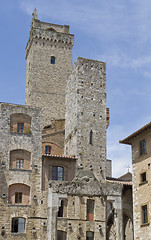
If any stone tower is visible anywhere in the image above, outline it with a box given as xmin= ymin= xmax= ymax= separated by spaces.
xmin=65 ymin=57 xmax=107 ymax=180
xmin=25 ymin=9 xmax=74 ymax=127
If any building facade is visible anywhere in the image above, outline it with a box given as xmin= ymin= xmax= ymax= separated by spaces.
xmin=120 ymin=122 xmax=151 ymax=240
xmin=0 ymin=9 xmax=133 ymax=240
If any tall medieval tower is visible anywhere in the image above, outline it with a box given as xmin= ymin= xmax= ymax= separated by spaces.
xmin=25 ymin=9 xmax=74 ymax=127
xmin=65 ymin=58 xmax=107 ymax=181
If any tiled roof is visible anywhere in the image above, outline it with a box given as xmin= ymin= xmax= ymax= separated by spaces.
xmin=42 ymin=154 xmax=76 ymax=159
xmin=106 ymin=176 xmax=132 ymax=185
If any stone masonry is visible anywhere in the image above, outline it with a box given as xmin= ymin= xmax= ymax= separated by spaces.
xmin=0 ymin=9 xmax=133 ymax=240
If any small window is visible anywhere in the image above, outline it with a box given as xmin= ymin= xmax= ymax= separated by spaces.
xmin=87 ymin=199 xmax=95 ymax=221
xmin=58 ymin=200 xmax=64 ymax=217
xmin=52 ymin=166 xmax=64 ymax=181
xmin=89 ymin=130 xmax=93 ymax=145
xmin=17 ymin=123 xmax=24 ymax=133
xmin=57 ymin=231 xmax=67 ymax=240
xmin=140 ymin=172 xmax=146 ymax=183
xmin=51 ymin=56 xmax=55 ymax=64
xmin=11 ymin=217 xmax=25 ymax=233
xmin=15 ymin=192 xmax=22 ymax=203
xmin=45 ymin=146 xmax=51 ymax=155
xmin=142 ymin=205 xmax=148 ymax=224
xmin=16 ymin=159 xmax=24 ymax=169
xmin=140 ymin=140 xmax=146 ymax=156
xmin=86 ymin=231 xmax=94 ymax=240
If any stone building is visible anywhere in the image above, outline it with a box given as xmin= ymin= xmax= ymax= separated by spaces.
xmin=120 ymin=122 xmax=151 ymax=240
xmin=0 ymin=9 xmax=133 ymax=240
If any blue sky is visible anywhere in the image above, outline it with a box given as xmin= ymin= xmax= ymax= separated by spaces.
xmin=1 ymin=0 xmax=151 ymax=177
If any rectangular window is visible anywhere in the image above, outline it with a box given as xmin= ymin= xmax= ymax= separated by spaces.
xmin=87 ymin=199 xmax=95 ymax=221
xmin=140 ymin=140 xmax=146 ymax=156
xmin=16 ymin=159 xmax=24 ymax=169
xmin=140 ymin=172 xmax=146 ymax=183
xmin=17 ymin=123 xmax=24 ymax=133
xmin=52 ymin=166 xmax=64 ymax=181
xmin=86 ymin=231 xmax=94 ymax=240
xmin=51 ymin=56 xmax=55 ymax=64
xmin=15 ymin=192 xmax=22 ymax=203
xmin=11 ymin=217 xmax=25 ymax=233
xmin=142 ymin=205 xmax=148 ymax=224
xmin=45 ymin=145 xmax=51 ymax=155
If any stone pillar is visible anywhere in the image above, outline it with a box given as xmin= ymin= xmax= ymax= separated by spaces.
xmin=107 ymin=196 xmax=124 ymax=240
xmin=47 ymin=189 xmax=67 ymax=240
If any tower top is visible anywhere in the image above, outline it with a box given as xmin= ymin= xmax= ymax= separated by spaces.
xmin=32 ymin=8 xmax=38 ymax=20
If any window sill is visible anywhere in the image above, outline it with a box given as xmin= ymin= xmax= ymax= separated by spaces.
xmin=11 ymin=233 xmax=26 ymax=236
xmin=8 ymin=204 xmax=31 ymax=207
xmin=10 ymin=132 xmax=32 ymax=136
xmin=9 ymin=169 xmax=31 ymax=172
xmin=140 ymin=222 xmax=150 ymax=227
xmin=139 ymin=180 xmax=148 ymax=186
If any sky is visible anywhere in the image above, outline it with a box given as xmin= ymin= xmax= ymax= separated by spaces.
xmin=1 ymin=0 xmax=151 ymax=177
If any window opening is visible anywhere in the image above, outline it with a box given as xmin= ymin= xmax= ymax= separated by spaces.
xmin=142 ymin=205 xmax=148 ymax=224
xmin=16 ymin=159 xmax=24 ymax=169
xmin=52 ymin=166 xmax=64 ymax=181
xmin=87 ymin=199 xmax=94 ymax=221
xmin=140 ymin=139 xmax=146 ymax=156
xmin=86 ymin=231 xmax=94 ymax=240
xmin=45 ymin=145 xmax=51 ymax=155
xmin=140 ymin=172 xmax=146 ymax=183
xmin=51 ymin=56 xmax=55 ymax=64
xmin=15 ymin=192 xmax=22 ymax=203
xmin=17 ymin=123 xmax=24 ymax=133
xmin=89 ymin=130 xmax=93 ymax=145
xmin=11 ymin=218 xmax=25 ymax=233
xmin=58 ymin=200 xmax=64 ymax=217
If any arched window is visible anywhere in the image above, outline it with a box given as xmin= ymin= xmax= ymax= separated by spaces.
xmin=10 ymin=113 xmax=31 ymax=134
xmin=11 ymin=217 xmax=26 ymax=233
xmin=10 ymin=149 xmax=31 ymax=170
xmin=52 ymin=166 xmax=64 ymax=181
xmin=89 ymin=130 xmax=93 ymax=145
xmin=9 ymin=184 xmax=30 ymax=205
xmin=51 ymin=56 xmax=55 ymax=64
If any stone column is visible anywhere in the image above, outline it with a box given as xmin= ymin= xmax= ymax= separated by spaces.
xmin=107 ymin=195 xmax=124 ymax=240
xmin=47 ymin=189 xmax=67 ymax=240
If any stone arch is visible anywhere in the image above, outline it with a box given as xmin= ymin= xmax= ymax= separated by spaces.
xmin=9 ymin=183 xmax=30 ymax=205
xmin=10 ymin=113 xmax=31 ymax=134
xmin=10 ymin=149 xmax=31 ymax=170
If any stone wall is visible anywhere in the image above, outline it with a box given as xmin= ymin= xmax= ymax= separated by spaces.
xmin=25 ymin=17 xmax=74 ymax=128
xmin=65 ymin=57 xmax=107 ymax=181
xmin=0 ymin=103 xmax=46 ymax=239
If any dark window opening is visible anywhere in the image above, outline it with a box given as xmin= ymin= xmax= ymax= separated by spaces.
xmin=142 ymin=205 xmax=148 ymax=224
xmin=11 ymin=218 xmax=25 ymax=233
xmin=58 ymin=200 xmax=64 ymax=217
xmin=90 ymin=130 xmax=93 ymax=145
xmin=86 ymin=231 xmax=94 ymax=240
xmin=51 ymin=56 xmax=55 ymax=64
xmin=87 ymin=199 xmax=94 ymax=221
xmin=45 ymin=145 xmax=51 ymax=155
xmin=17 ymin=123 xmax=24 ymax=133
xmin=140 ymin=140 xmax=146 ymax=156
xmin=57 ymin=230 xmax=67 ymax=240
xmin=15 ymin=192 xmax=22 ymax=203
xmin=52 ymin=166 xmax=64 ymax=181
xmin=141 ymin=172 xmax=146 ymax=183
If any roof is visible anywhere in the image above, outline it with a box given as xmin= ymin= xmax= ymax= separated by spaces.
xmin=120 ymin=121 xmax=151 ymax=145
xmin=118 ymin=172 xmax=132 ymax=181
xmin=42 ymin=154 xmax=76 ymax=159
xmin=106 ymin=176 xmax=132 ymax=185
